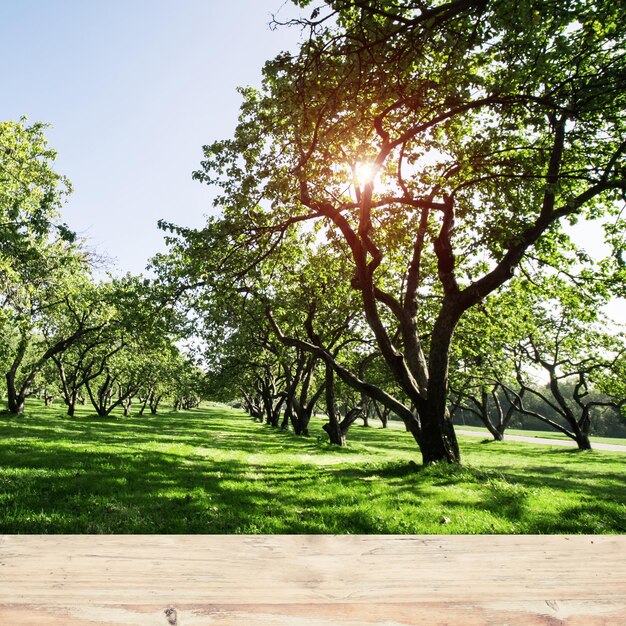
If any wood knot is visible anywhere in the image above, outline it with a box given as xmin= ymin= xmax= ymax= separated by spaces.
xmin=164 ymin=606 xmax=178 ymax=625
xmin=545 ymin=600 xmax=559 ymax=612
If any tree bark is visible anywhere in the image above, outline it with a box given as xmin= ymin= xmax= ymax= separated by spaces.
xmin=419 ymin=301 xmax=461 ymax=464
xmin=323 ymin=363 xmax=346 ymax=446
xmin=6 ymin=335 xmax=28 ymax=415
xmin=149 ymin=394 xmax=163 ymax=415
xmin=338 ymin=405 xmax=364 ymax=436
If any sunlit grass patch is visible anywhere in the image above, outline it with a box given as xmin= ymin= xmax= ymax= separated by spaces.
xmin=0 ymin=401 xmax=624 ymax=533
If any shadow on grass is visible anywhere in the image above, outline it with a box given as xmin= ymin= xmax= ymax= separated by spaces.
xmin=1 ymin=404 xmax=625 ymax=533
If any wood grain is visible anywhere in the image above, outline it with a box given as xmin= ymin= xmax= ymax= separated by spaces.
xmin=1 ymin=535 xmax=624 ymax=625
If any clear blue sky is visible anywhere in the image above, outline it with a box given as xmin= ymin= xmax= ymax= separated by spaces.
xmin=1 ymin=0 xmax=304 ymax=275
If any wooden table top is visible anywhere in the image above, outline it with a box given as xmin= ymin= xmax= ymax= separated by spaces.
xmin=1 ymin=534 xmax=624 ymax=625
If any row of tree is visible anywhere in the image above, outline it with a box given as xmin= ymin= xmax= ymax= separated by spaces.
xmin=0 ymin=119 xmax=206 ymax=418
xmin=4 ymin=1 xmax=625 ymax=467
xmin=153 ymin=0 xmax=626 ymax=463
xmin=156 ymin=219 xmax=625 ymax=450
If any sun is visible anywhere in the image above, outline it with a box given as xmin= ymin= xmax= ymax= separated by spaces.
xmin=355 ymin=161 xmax=377 ymax=188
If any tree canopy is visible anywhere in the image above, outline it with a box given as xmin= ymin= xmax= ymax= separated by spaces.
xmin=179 ymin=0 xmax=626 ymax=464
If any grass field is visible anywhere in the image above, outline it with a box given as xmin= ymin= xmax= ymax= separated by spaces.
xmin=453 ymin=423 xmax=626 ymax=446
xmin=1 ymin=402 xmax=624 ymax=534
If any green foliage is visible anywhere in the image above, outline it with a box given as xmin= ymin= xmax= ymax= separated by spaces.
xmin=0 ymin=118 xmax=74 ymax=275
xmin=175 ymin=0 xmax=626 ymax=463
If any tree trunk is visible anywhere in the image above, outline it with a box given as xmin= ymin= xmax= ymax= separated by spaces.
xmin=6 ymin=336 xmax=28 ymax=415
xmin=420 ymin=303 xmax=461 ymax=464
xmin=281 ymin=402 xmax=291 ymax=430
xmin=149 ymin=394 xmax=162 ymax=415
xmin=323 ymin=364 xmax=346 ymax=446
xmin=572 ymin=410 xmax=592 ymax=450
xmin=299 ymin=409 xmax=312 ymax=436
xmin=6 ymin=373 xmax=25 ymax=415
xmin=416 ymin=388 xmax=460 ymax=464
xmin=138 ymin=393 xmax=149 ymax=416
xmin=338 ymin=406 xmax=364 ymax=437
xmin=478 ymin=389 xmax=504 ymax=441
xmin=574 ymin=407 xmax=593 ymax=450
xmin=490 ymin=425 xmax=505 ymax=441
xmin=270 ymin=395 xmax=285 ymax=428
xmin=575 ymin=431 xmax=592 ymax=450
xmin=291 ymin=403 xmax=312 ymax=436
xmin=361 ymin=397 xmax=369 ymax=427
xmin=373 ymin=401 xmax=389 ymax=428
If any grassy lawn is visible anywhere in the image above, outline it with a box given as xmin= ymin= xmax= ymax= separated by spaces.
xmin=0 ymin=401 xmax=624 ymax=534
xmin=453 ymin=423 xmax=626 ymax=446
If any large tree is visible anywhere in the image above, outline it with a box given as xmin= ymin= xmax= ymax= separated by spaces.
xmin=189 ymin=0 xmax=625 ymax=463
xmin=2 ymin=240 xmax=96 ymax=414
xmin=0 ymin=118 xmax=83 ymax=413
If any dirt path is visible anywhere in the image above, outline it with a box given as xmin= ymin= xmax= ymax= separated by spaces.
xmin=455 ymin=429 xmax=626 ymax=452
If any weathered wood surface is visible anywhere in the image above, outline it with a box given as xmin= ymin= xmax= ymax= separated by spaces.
xmin=1 ymin=535 xmax=625 ymax=625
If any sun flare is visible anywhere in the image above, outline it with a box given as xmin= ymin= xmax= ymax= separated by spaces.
xmin=355 ymin=162 xmax=377 ymax=188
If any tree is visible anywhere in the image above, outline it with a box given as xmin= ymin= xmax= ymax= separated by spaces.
xmin=504 ymin=283 xmax=625 ymax=450
xmin=448 ymin=277 xmax=535 ymax=440
xmin=77 ymin=275 xmax=182 ymax=417
xmin=51 ymin=284 xmax=123 ymax=417
xmin=136 ymin=345 xmax=187 ymax=415
xmin=2 ymin=240 xmax=96 ymax=414
xmin=188 ymin=0 xmax=626 ymax=463
xmin=0 ymin=118 xmax=83 ymax=414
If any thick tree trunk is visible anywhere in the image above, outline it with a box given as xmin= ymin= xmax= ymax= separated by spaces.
xmin=419 ymin=302 xmax=461 ymax=464
xmin=299 ymin=410 xmax=312 ymax=436
xmin=418 ymin=410 xmax=459 ymax=464
xmin=485 ymin=424 xmax=504 ymax=441
xmin=572 ymin=414 xmax=592 ymax=450
xmin=6 ymin=376 xmax=25 ymax=415
xmin=292 ymin=404 xmax=313 ymax=436
xmin=323 ymin=417 xmax=345 ymax=446
xmin=573 ymin=408 xmax=593 ymax=450
xmin=575 ymin=431 xmax=592 ymax=450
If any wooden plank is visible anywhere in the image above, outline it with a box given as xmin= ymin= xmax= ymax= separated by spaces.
xmin=1 ymin=535 xmax=625 ymax=625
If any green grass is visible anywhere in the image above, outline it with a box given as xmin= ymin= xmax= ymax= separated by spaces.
xmin=454 ymin=423 xmax=626 ymax=446
xmin=0 ymin=401 xmax=624 ymax=534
